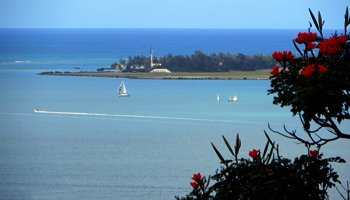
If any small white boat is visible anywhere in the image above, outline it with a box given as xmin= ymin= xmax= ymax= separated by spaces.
xmin=228 ymin=95 xmax=238 ymax=102
xmin=118 ymin=81 xmax=130 ymax=97
xmin=34 ymin=109 xmax=40 ymax=112
xmin=217 ymin=94 xmax=220 ymax=102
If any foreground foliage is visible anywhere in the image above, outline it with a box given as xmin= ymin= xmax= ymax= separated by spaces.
xmin=176 ymin=134 xmax=346 ymax=200
xmin=268 ymin=8 xmax=350 ymax=146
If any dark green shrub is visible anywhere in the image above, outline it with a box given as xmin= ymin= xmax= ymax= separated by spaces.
xmin=176 ymin=134 xmax=346 ymax=200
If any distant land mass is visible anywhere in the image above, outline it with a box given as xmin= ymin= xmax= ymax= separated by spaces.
xmin=39 ymin=70 xmax=272 ymax=80
xmin=39 ymin=51 xmax=275 ymax=80
xmin=113 ymin=51 xmax=275 ymax=73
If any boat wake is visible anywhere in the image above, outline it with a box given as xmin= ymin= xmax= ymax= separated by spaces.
xmin=33 ymin=109 xmax=264 ymax=125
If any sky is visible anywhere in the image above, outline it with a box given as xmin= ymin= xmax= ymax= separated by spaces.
xmin=0 ymin=0 xmax=348 ymax=29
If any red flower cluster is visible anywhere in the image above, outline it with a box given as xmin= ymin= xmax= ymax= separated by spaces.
xmin=318 ymin=64 xmax=328 ymax=74
xmin=295 ymin=32 xmax=318 ymax=44
xmin=306 ymin=42 xmax=317 ymax=51
xmin=300 ymin=64 xmax=328 ymax=78
xmin=249 ymin=149 xmax=260 ymax=160
xmin=295 ymin=32 xmax=318 ymax=51
xmin=309 ymin=150 xmax=319 ymax=159
xmin=272 ymin=51 xmax=295 ymax=64
xmin=190 ymin=173 xmax=202 ymax=189
xmin=270 ymin=65 xmax=280 ymax=76
xmin=338 ymin=35 xmax=348 ymax=45
xmin=319 ymin=36 xmax=348 ymax=56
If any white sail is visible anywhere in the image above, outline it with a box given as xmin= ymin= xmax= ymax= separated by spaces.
xmin=228 ymin=95 xmax=238 ymax=102
xmin=232 ymin=95 xmax=238 ymax=102
xmin=118 ymin=81 xmax=129 ymax=97
xmin=217 ymin=95 xmax=220 ymax=102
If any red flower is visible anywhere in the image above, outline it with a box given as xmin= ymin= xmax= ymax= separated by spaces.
xmin=272 ymin=51 xmax=295 ymax=63
xmin=294 ymin=32 xmax=321 ymax=51
xmin=190 ymin=173 xmax=202 ymax=189
xmin=300 ymin=64 xmax=328 ymax=78
xmin=300 ymin=64 xmax=315 ymax=78
xmin=295 ymin=32 xmax=318 ymax=44
xmin=190 ymin=182 xmax=199 ymax=189
xmin=337 ymin=35 xmax=348 ymax=45
xmin=309 ymin=150 xmax=319 ymax=159
xmin=249 ymin=149 xmax=260 ymax=160
xmin=270 ymin=65 xmax=280 ymax=76
xmin=272 ymin=52 xmax=284 ymax=62
xmin=318 ymin=64 xmax=328 ymax=75
xmin=284 ymin=51 xmax=295 ymax=61
xmin=319 ymin=37 xmax=342 ymax=56
xmin=191 ymin=173 xmax=202 ymax=183
xmin=306 ymin=42 xmax=316 ymax=51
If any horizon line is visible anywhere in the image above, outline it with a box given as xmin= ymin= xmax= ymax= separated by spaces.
xmin=0 ymin=27 xmax=343 ymax=31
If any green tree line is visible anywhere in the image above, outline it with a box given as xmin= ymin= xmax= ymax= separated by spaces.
xmin=123 ymin=51 xmax=275 ymax=72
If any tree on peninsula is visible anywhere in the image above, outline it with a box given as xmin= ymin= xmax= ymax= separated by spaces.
xmin=119 ymin=51 xmax=275 ymax=72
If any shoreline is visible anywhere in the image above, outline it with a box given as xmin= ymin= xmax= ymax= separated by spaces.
xmin=38 ymin=70 xmax=271 ymax=80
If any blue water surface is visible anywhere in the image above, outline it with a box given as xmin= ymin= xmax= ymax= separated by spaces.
xmin=0 ymin=29 xmax=349 ymax=200
xmin=0 ymin=28 xmax=301 ymax=68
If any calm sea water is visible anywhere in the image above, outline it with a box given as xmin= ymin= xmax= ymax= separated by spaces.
xmin=0 ymin=29 xmax=349 ymax=200
xmin=0 ymin=28 xmax=305 ymax=70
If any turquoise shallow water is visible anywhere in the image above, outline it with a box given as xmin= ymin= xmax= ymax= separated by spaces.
xmin=0 ymin=70 xmax=349 ymax=200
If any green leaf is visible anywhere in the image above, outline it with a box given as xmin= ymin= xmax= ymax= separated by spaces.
xmin=264 ymin=132 xmax=274 ymax=147
xmin=234 ymin=134 xmax=241 ymax=157
xmin=262 ymin=140 xmax=270 ymax=160
xmin=266 ymin=142 xmax=275 ymax=163
xmin=293 ymin=40 xmax=303 ymax=57
xmin=308 ymin=21 xmax=312 ymax=32
xmin=309 ymin=8 xmax=319 ymax=31
xmin=211 ymin=143 xmax=225 ymax=164
xmin=345 ymin=7 xmax=350 ymax=31
xmin=222 ymin=135 xmax=235 ymax=157
xmin=318 ymin=11 xmax=323 ymax=33
xmin=205 ymin=176 xmax=211 ymax=190
xmin=345 ymin=7 xmax=349 ymax=25
xmin=276 ymin=144 xmax=281 ymax=160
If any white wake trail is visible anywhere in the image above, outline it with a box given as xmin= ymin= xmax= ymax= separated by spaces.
xmin=33 ymin=109 xmax=263 ymax=125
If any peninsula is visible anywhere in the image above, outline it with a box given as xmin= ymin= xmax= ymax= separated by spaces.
xmin=38 ymin=70 xmax=271 ymax=80
xmin=39 ymin=50 xmax=274 ymax=80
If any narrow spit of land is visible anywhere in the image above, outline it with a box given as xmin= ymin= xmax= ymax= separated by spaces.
xmin=39 ymin=70 xmax=271 ymax=80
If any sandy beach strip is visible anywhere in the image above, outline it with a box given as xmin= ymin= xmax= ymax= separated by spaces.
xmin=38 ymin=70 xmax=271 ymax=80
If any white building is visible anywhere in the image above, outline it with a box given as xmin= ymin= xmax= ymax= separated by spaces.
xmin=150 ymin=68 xmax=171 ymax=73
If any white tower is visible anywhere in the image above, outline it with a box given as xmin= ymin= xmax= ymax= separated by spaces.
xmin=150 ymin=46 xmax=153 ymax=68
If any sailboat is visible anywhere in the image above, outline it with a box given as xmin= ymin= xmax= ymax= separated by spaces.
xmin=118 ymin=81 xmax=129 ymax=97
xmin=232 ymin=95 xmax=238 ymax=102
xmin=228 ymin=95 xmax=238 ymax=102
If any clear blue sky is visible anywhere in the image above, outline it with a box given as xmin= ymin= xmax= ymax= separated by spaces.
xmin=0 ymin=0 xmax=348 ymax=29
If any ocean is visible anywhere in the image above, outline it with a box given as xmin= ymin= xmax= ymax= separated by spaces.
xmin=0 ymin=29 xmax=349 ymax=200
xmin=0 ymin=28 xmax=304 ymax=70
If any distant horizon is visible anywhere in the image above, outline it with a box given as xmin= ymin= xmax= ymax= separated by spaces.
xmin=0 ymin=27 xmax=344 ymax=31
